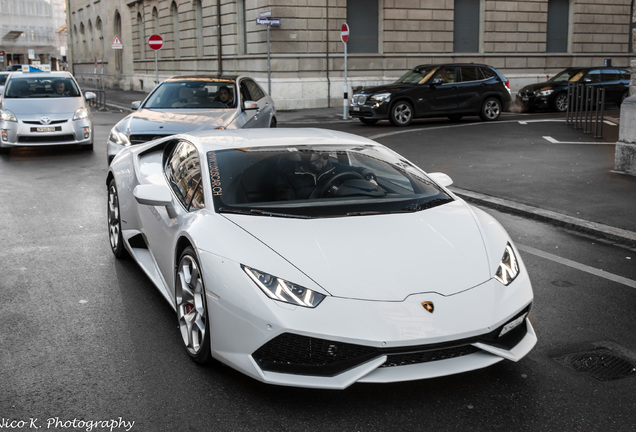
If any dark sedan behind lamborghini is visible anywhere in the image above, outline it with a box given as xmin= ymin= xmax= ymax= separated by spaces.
xmin=516 ymin=66 xmax=631 ymax=112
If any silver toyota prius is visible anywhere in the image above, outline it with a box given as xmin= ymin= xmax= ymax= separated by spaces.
xmin=0 ymin=71 xmax=95 ymax=154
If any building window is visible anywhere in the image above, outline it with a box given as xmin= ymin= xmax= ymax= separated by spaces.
xmin=453 ymin=0 xmax=480 ymax=53
xmin=546 ymin=0 xmax=569 ymax=53
xmin=171 ymin=1 xmax=180 ymax=57
xmin=195 ymin=0 xmax=203 ymax=57
xmin=114 ymin=10 xmax=123 ymax=73
xmin=237 ymin=0 xmax=246 ymax=55
xmin=346 ymin=0 xmax=378 ymax=53
xmin=138 ymin=12 xmax=145 ymax=60
xmin=152 ymin=7 xmax=159 ymax=35
xmin=96 ymin=17 xmax=103 ymax=59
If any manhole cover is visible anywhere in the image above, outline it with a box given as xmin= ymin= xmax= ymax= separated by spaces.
xmin=554 ymin=347 xmax=636 ymax=381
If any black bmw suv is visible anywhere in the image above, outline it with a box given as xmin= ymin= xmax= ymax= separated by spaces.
xmin=350 ymin=63 xmax=512 ymax=126
xmin=516 ymin=66 xmax=631 ymax=112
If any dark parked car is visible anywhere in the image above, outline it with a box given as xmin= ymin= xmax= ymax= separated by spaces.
xmin=516 ymin=66 xmax=631 ymax=112
xmin=350 ymin=63 xmax=512 ymax=126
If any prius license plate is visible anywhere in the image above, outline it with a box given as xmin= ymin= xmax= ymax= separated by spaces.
xmin=36 ymin=127 xmax=56 ymax=132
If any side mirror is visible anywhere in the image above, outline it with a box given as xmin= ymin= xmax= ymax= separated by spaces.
xmin=133 ymin=184 xmax=177 ymax=218
xmin=243 ymin=100 xmax=258 ymax=110
xmin=430 ymin=77 xmax=444 ymax=86
xmin=428 ymin=172 xmax=453 ymax=187
xmin=131 ymin=101 xmax=141 ymax=110
xmin=84 ymin=91 xmax=96 ymax=101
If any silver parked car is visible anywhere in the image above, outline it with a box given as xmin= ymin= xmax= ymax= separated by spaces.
xmin=0 ymin=71 xmax=95 ymax=154
xmin=106 ymin=75 xmax=277 ymax=164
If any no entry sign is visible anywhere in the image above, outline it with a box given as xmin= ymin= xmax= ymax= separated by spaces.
xmin=341 ymin=23 xmax=349 ymax=43
xmin=148 ymin=34 xmax=163 ymax=50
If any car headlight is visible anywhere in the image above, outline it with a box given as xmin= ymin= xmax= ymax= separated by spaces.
xmin=494 ymin=243 xmax=520 ymax=286
xmin=369 ymin=93 xmax=391 ymax=103
xmin=73 ymin=107 xmax=89 ymax=120
xmin=243 ymin=265 xmax=326 ymax=308
xmin=537 ymin=88 xmax=554 ymax=96
xmin=108 ymin=127 xmax=131 ymax=147
xmin=0 ymin=109 xmax=17 ymax=122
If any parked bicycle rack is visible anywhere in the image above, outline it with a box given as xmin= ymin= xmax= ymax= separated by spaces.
xmin=566 ymin=82 xmax=605 ymax=139
xmin=83 ymin=88 xmax=107 ymax=111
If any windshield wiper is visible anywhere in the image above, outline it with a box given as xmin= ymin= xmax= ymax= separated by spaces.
xmin=401 ymin=198 xmax=452 ymax=212
xmin=219 ymin=207 xmax=311 ymax=219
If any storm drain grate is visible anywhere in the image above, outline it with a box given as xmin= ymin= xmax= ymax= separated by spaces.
xmin=554 ymin=347 xmax=636 ymax=381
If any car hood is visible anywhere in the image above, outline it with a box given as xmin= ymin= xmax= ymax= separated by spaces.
xmin=226 ymin=201 xmax=492 ymax=301
xmin=117 ymin=108 xmax=238 ymax=134
xmin=2 ymin=98 xmax=84 ymax=117
xmin=356 ymin=83 xmax=416 ymax=95
xmin=519 ymin=81 xmax=565 ymax=93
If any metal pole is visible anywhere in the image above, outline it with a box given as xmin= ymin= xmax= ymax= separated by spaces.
xmin=343 ymin=40 xmax=348 ymax=120
xmin=154 ymin=50 xmax=158 ymax=85
xmin=267 ymin=24 xmax=271 ymax=95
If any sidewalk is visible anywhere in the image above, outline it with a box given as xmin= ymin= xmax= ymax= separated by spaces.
xmin=99 ymin=88 xmax=636 ymax=249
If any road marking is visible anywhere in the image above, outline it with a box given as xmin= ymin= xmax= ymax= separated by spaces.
xmin=518 ymin=244 xmax=636 ymax=289
xmin=541 ymin=136 xmax=615 ymax=145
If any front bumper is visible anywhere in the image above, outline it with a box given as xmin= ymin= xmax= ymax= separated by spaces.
xmin=349 ymin=96 xmax=390 ymax=120
xmin=203 ymin=253 xmax=536 ymax=389
xmin=0 ymin=118 xmax=92 ymax=148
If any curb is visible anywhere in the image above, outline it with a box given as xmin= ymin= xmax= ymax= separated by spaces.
xmin=452 ymin=187 xmax=636 ymax=249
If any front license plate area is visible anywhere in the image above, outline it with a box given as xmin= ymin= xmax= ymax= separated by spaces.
xmin=32 ymin=126 xmax=59 ymax=133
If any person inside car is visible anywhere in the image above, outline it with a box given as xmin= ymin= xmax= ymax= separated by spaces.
xmin=276 ymin=151 xmax=378 ymax=200
xmin=53 ymin=80 xmax=69 ymax=95
xmin=214 ymin=86 xmax=234 ymax=107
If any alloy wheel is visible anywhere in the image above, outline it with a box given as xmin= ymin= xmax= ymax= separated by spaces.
xmin=390 ymin=101 xmax=413 ymax=126
xmin=176 ymin=250 xmax=209 ymax=360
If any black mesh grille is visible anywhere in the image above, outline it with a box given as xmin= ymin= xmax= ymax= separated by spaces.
xmin=129 ymin=134 xmax=170 ymax=144
xmin=253 ymin=306 xmax=532 ymax=377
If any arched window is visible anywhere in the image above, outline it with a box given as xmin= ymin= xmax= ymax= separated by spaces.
xmin=138 ymin=12 xmax=145 ymax=60
xmin=79 ymin=22 xmax=86 ymax=60
xmin=88 ymin=20 xmax=94 ymax=60
xmin=194 ymin=0 xmax=203 ymax=57
xmin=95 ymin=18 xmax=104 ymax=59
xmin=73 ymin=25 xmax=80 ymax=61
xmin=114 ymin=10 xmax=123 ymax=73
xmin=171 ymin=2 xmax=180 ymax=57
xmin=152 ymin=7 xmax=159 ymax=35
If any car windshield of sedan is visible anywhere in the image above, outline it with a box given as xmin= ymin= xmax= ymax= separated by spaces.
xmin=142 ymin=80 xmax=237 ymax=109
xmin=208 ymin=145 xmax=453 ymax=218
xmin=549 ymin=69 xmax=584 ymax=83
xmin=4 ymin=77 xmax=80 ymax=98
xmin=395 ymin=66 xmax=437 ymax=84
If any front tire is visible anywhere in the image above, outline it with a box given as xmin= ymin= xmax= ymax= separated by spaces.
xmin=107 ymin=179 xmax=126 ymax=258
xmin=480 ymin=97 xmax=502 ymax=121
xmin=176 ymin=247 xmax=211 ymax=364
xmin=554 ymin=93 xmax=568 ymax=112
xmin=389 ymin=100 xmax=413 ymax=126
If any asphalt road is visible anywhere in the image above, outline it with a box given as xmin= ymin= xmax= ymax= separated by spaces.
xmin=1 ymin=110 xmax=635 ymax=432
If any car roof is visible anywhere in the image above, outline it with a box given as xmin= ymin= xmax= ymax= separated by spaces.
xmin=172 ymin=128 xmax=379 ymax=152
xmin=413 ymin=63 xmax=495 ymax=69
xmin=7 ymin=71 xmax=73 ymax=79
xmin=165 ymin=75 xmax=238 ymax=83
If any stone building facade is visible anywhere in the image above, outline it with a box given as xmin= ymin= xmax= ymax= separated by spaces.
xmin=0 ymin=0 xmax=67 ymax=70
xmin=67 ymin=0 xmax=635 ymax=110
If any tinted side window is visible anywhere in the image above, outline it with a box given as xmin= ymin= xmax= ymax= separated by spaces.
xmin=165 ymin=140 xmax=205 ymax=211
xmin=481 ymin=67 xmax=495 ymax=79
xmin=585 ymin=70 xmax=603 ymax=83
xmin=433 ymin=67 xmax=457 ymax=83
xmin=602 ymin=69 xmax=623 ymax=81
xmin=460 ymin=67 xmax=478 ymax=82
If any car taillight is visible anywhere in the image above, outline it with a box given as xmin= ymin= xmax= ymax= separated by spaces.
xmin=505 ymin=80 xmax=510 ymax=89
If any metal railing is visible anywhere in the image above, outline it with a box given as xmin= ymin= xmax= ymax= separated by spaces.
xmin=566 ymin=83 xmax=605 ymax=138
xmin=83 ymin=88 xmax=107 ymax=111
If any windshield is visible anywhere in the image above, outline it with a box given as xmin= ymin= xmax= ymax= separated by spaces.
xmin=4 ymin=76 xmax=80 ymax=98
xmin=395 ymin=66 xmax=438 ymax=84
xmin=0 ymin=74 xmax=9 ymax=86
xmin=549 ymin=69 xmax=583 ymax=83
xmin=208 ymin=144 xmax=453 ymax=218
xmin=143 ymin=80 xmax=237 ymax=109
